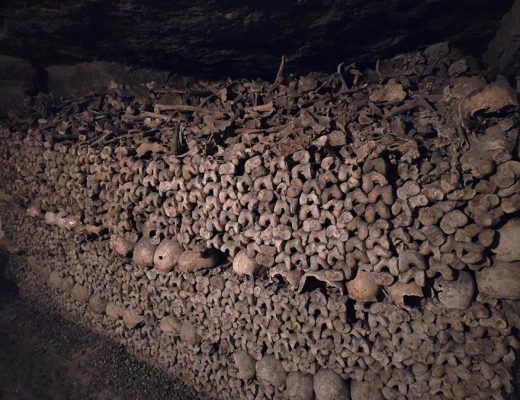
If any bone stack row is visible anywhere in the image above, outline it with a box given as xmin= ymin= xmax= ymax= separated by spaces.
xmin=0 ymin=42 xmax=519 ymax=399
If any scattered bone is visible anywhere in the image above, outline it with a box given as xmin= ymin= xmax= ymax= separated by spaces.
xmin=369 ymin=79 xmax=406 ymax=104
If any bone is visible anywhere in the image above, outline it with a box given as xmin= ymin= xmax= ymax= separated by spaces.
xmin=256 ymin=354 xmax=287 ymax=388
xmin=72 ymin=283 xmax=91 ymax=303
xmin=177 ymin=250 xmax=218 ymax=273
xmin=154 ymin=238 xmax=184 ymax=273
xmin=314 ymin=368 xmax=348 ymax=400
xmin=286 ymin=371 xmax=315 ymax=400
xmin=122 ymin=308 xmax=144 ymax=329
xmin=476 ymin=261 xmax=520 ymax=300
xmin=386 ymin=283 xmax=423 ymax=306
xmin=160 ymin=316 xmax=182 ymax=336
xmin=111 ymin=235 xmax=135 ymax=257
xmin=106 ymin=302 xmax=124 ymax=320
xmin=439 ymin=210 xmax=468 ymax=235
xmin=299 ymin=270 xmax=344 ymax=293
xmin=493 ymin=219 xmax=520 ymax=262
xmin=346 ymin=271 xmax=380 ymax=302
xmin=48 ymin=270 xmax=63 ymax=289
xmin=460 ymin=82 xmax=519 ymax=118
xmin=180 ymin=320 xmax=201 ymax=345
xmin=88 ymin=293 xmax=108 ymax=314
xmin=233 ymin=350 xmax=256 ymax=381
xmin=434 ymin=271 xmax=475 ymax=309
xmin=233 ymin=250 xmax=261 ymax=277
xmin=0 ymin=44 xmax=519 ymax=400
xmin=132 ymin=236 xmax=157 ymax=267
xmin=350 ymin=379 xmax=383 ymax=400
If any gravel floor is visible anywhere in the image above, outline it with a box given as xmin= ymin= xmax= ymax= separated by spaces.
xmin=0 ymin=277 xmax=199 ymax=400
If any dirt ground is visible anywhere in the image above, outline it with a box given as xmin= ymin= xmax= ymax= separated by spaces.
xmin=0 ymin=278 xmax=199 ymax=400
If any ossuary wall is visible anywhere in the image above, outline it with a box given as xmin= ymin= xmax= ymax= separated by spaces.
xmin=1 ymin=43 xmax=519 ymax=399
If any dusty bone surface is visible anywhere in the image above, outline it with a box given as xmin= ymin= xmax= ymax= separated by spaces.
xmin=0 ymin=42 xmax=520 ymax=399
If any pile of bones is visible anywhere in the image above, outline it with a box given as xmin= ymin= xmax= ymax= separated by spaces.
xmin=0 ymin=43 xmax=520 ymax=400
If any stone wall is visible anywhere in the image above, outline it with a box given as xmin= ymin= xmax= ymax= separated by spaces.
xmin=0 ymin=0 xmax=513 ymax=78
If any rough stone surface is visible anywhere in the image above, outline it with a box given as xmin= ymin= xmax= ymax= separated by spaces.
xmin=0 ymin=0 xmax=513 ymax=79
xmin=484 ymin=0 xmax=520 ymax=75
xmin=46 ymin=62 xmax=170 ymax=98
xmin=0 ymin=55 xmax=35 ymax=117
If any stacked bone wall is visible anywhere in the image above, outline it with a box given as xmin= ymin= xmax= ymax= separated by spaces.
xmin=1 ymin=43 xmax=519 ymax=399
